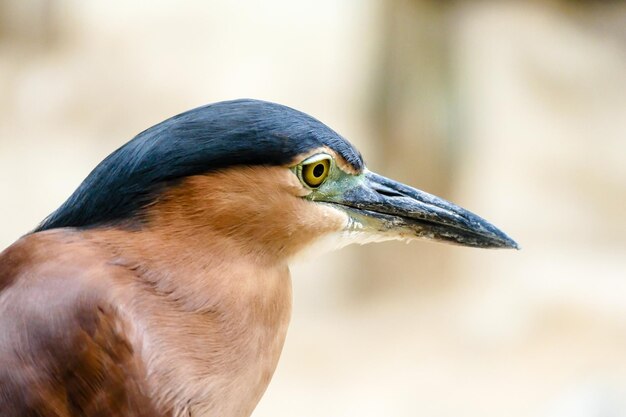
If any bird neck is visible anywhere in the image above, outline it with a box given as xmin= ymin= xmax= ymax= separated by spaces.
xmin=84 ymin=225 xmax=288 ymax=311
xmin=82 ymin=226 xmax=293 ymax=417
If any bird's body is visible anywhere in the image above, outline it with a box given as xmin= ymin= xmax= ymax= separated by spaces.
xmin=0 ymin=99 xmax=517 ymax=417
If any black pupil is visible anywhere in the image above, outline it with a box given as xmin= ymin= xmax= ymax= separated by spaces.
xmin=312 ymin=163 xmax=325 ymax=178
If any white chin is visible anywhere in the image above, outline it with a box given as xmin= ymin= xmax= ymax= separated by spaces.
xmin=291 ymin=216 xmax=410 ymax=262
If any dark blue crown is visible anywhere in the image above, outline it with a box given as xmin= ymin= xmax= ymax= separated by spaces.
xmin=36 ymin=99 xmax=363 ymax=232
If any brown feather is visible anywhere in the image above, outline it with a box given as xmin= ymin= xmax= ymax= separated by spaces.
xmin=0 ymin=164 xmax=347 ymax=417
xmin=0 ymin=231 xmax=160 ymax=417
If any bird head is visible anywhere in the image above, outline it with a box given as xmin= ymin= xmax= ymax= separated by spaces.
xmin=37 ymin=99 xmax=517 ymax=261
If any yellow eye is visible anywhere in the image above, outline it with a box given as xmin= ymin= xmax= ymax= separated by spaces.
xmin=301 ymin=158 xmax=330 ymax=188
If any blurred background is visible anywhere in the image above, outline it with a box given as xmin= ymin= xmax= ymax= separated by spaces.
xmin=1 ymin=0 xmax=626 ymax=416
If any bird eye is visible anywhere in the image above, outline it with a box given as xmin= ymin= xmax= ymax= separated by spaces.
xmin=301 ymin=158 xmax=330 ymax=188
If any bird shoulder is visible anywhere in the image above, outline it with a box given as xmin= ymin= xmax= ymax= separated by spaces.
xmin=0 ymin=230 xmax=162 ymax=417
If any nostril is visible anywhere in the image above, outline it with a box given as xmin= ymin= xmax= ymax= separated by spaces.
xmin=373 ymin=185 xmax=405 ymax=198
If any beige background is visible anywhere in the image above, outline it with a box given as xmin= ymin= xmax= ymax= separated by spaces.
xmin=1 ymin=1 xmax=625 ymax=416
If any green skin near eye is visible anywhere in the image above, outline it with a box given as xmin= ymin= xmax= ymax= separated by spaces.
xmin=293 ymin=154 xmax=366 ymax=207
xmin=294 ymin=157 xmax=379 ymax=235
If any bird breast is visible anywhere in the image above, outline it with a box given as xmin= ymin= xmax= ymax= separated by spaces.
xmin=116 ymin=256 xmax=293 ymax=417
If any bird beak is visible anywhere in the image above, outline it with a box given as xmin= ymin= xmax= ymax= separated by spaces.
xmin=320 ymin=170 xmax=519 ymax=249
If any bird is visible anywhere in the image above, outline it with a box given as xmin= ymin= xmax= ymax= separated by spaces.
xmin=0 ymin=99 xmax=517 ymax=417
